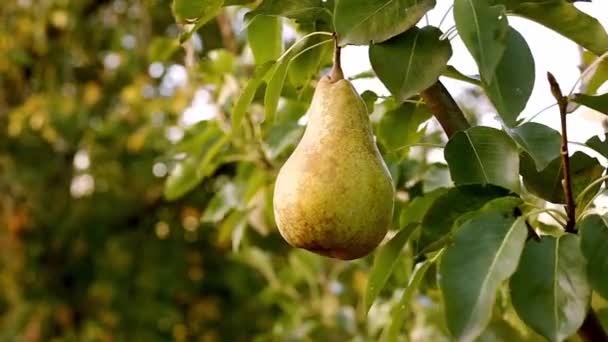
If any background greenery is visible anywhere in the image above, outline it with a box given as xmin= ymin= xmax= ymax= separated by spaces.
xmin=1 ymin=0 xmax=608 ymax=341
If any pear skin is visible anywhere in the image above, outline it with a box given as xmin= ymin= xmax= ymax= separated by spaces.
xmin=273 ymin=75 xmax=394 ymax=260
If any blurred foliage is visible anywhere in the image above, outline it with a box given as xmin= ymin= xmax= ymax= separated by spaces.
xmin=0 ymin=0 xmax=447 ymax=340
xmin=2 ymin=0 xmax=608 ymax=341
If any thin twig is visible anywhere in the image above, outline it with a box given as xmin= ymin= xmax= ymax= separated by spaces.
xmin=547 ymin=72 xmax=576 ymax=233
xmin=547 ymin=72 xmax=608 ymax=341
xmin=216 ymin=11 xmax=237 ymax=53
xmin=438 ymin=5 xmax=454 ymax=30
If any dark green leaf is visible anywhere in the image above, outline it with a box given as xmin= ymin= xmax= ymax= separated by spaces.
xmin=510 ymin=234 xmax=590 ymax=342
xmin=400 ymin=187 xmax=448 ymax=227
xmin=247 ymin=15 xmax=282 ymax=65
xmin=509 ymin=122 xmax=561 ymax=171
xmin=444 ymin=126 xmax=520 ymax=193
xmin=232 ymin=62 xmax=275 ymax=136
xmin=454 ymin=0 xmax=508 ymax=82
xmin=520 ymin=152 xmax=603 ymax=205
xmin=442 ymin=65 xmax=481 ymax=86
xmin=419 ymin=185 xmax=509 ymax=253
xmin=369 ymin=26 xmax=452 ymax=102
xmin=246 ymin=0 xmax=331 ymax=25
xmin=585 ymin=133 xmax=608 ymax=159
xmin=377 ymin=102 xmax=432 ymax=156
xmin=361 ymin=90 xmax=378 ymax=113
xmin=365 ymin=223 xmax=418 ymax=312
xmin=440 ymin=197 xmax=527 ymax=341
xmin=502 ymin=0 xmax=608 ymax=56
xmin=334 ymin=0 xmax=436 ymax=45
xmin=381 ymin=254 xmax=440 ymax=341
xmin=483 ymin=27 xmax=535 ymax=127
xmin=172 ymin=0 xmax=223 ymax=24
xmin=571 ymin=93 xmax=608 ymax=114
xmin=579 ymin=214 xmax=608 ymax=300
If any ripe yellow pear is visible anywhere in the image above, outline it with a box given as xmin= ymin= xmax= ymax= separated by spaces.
xmin=273 ymin=50 xmax=394 ymax=260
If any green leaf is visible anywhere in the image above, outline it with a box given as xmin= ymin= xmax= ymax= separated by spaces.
xmin=377 ymin=102 xmax=432 ymax=156
xmin=232 ymin=61 xmax=275 ymax=136
xmin=509 ymin=122 xmax=561 ymax=171
xmin=571 ymin=93 xmax=608 ymax=114
xmin=264 ymin=123 xmax=304 ymax=159
xmin=579 ymin=214 xmax=608 ymax=300
xmin=418 ymin=185 xmax=509 ymax=253
xmin=287 ymin=35 xmax=332 ymax=89
xmin=172 ymin=0 xmax=223 ymax=24
xmin=361 ymin=90 xmax=379 ymax=113
xmin=164 ymin=124 xmax=226 ymax=201
xmin=580 ymin=50 xmax=608 ymax=95
xmin=439 ymin=197 xmax=527 ymax=342
xmin=442 ymin=65 xmax=481 ymax=86
xmin=369 ymin=26 xmax=452 ymax=102
xmin=365 ymin=223 xmax=418 ymax=312
xmin=381 ymin=252 xmax=441 ymax=341
xmin=444 ymin=126 xmax=520 ymax=193
xmin=263 ymin=61 xmax=289 ymax=127
xmin=510 ymin=234 xmax=590 ymax=342
xmin=148 ymin=37 xmax=180 ymax=62
xmin=247 ymin=15 xmax=282 ymax=65
xmin=585 ymin=133 xmax=608 ymax=159
xmin=503 ymin=0 xmax=608 ymax=56
xmin=483 ymin=27 xmax=535 ymax=127
xmin=400 ymin=187 xmax=448 ymax=227
xmin=520 ymin=151 xmax=603 ymax=205
xmin=334 ymin=0 xmax=436 ymax=45
xmin=454 ymin=0 xmax=508 ymax=83
xmin=246 ymin=0 xmax=331 ymax=25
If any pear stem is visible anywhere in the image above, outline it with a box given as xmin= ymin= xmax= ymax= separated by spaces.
xmin=329 ymin=34 xmax=344 ymax=83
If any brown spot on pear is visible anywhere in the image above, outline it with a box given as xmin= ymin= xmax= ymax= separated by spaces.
xmin=273 ymin=76 xmax=394 ymax=260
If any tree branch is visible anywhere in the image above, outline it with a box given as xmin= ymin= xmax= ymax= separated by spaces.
xmin=547 ymin=72 xmax=608 ymax=342
xmin=547 ymin=72 xmax=576 ymax=233
xmin=216 ymin=11 xmax=237 ymax=54
xmin=579 ymin=310 xmax=608 ymax=342
xmin=420 ymin=81 xmax=470 ymax=138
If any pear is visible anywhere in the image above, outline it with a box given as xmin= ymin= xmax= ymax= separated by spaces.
xmin=273 ymin=46 xmax=394 ymax=260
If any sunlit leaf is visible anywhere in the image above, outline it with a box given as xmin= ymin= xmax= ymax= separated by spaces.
xmin=247 ymin=15 xmax=282 ymax=65
xmin=232 ymin=61 xmax=275 ymax=136
xmin=245 ymin=0 xmax=332 ymax=25
xmin=501 ymin=0 xmax=608 ymax=56
xmin=172 ymin=0 xmax=223 ymax=24
xmin=376 ymin=101 xmax=432 ymax=156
